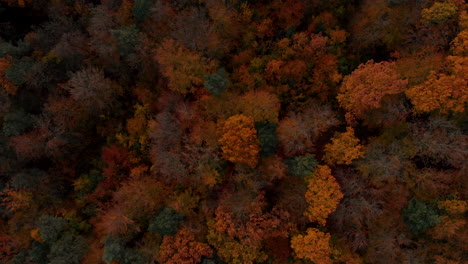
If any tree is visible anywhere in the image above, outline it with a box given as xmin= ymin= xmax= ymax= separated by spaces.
xmin=291 ymin=228 xmax=333 ymax=264
xmin=337 ymin=60 xmax=407 ymax=123
xmin=111 ymin=24 xmax=140 ymax=58
xmin=47 ymin=234 xmax=88 ymax=264
xmin=277 ymin=103 xmax=339 ymax=156
xmin=323 ymin=127 xmax=365 ymax=165
xmin=255 ymin=122 xmax=279 ymax=156
xmin=36 ymin=215 xmax=67 ymax=243
xmin=421 ymin=1 xmax=458 ymax=24
xmin=65 ymin=67 xmax=120 ymax=114
xmin=305 ymin=165 xmax=343 ymax=225
xmin=2 ymin=109 xmax=32 ymax=137
xmin=158 ymin=228 xmax=213 ymax=264
xmin=204 ymin=68 xmax=229 ymax=95
xmin=148 ymin=207 xmax=184 ymax=235
xmin=133 ymin=0 xmax=154 ymax=22
xmin=406 ymin=56 xmax=467 ymax=114
xmin=218 ymin=114 xmax=260 ymax=168
xmin=236 ymin=90 xmax=280 ymax=124
xmin=0 ymin=56 xmax=17 ymax=95
xmin=410 ymin=117 xmax=467 ymax=169
xmin=403 ymin=199 xmax=441 ymax=235
xmin=285 ymin=154 xmax=318 ymax=178
xmin=155 ymin=39 xmax=217 ymax=94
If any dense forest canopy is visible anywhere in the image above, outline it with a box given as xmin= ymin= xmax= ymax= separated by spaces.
xmin=0 ymin=0 xmax=466 ymax=263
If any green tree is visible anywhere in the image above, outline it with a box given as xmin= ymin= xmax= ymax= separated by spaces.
xmin=111 ymin=24 xmax=140 ymax=58
xmin=133 ymin=0 xmax=154 ymax=22
xmin=255 ymin=122 xmax=279 ymax=156
xmin=204 ymin=68 xmax=229 ymax=95
xmin=47 ymin=234 xmax=88 ymax=264
xmin=148 ymin=207 xmax=184 ymax=235
xmin=285 ymin=154 xmax=318 ymax=178
xmin=37 ymin=215 xmax=68 ymax=243
xmin=2 ymin=109 xmax=32 ymax=137
xmin=403 ymin=199 xmax=441 ymax=235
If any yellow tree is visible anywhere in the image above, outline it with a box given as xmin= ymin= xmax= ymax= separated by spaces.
xmin=305 ymin=165 xmax=343 ymax=225
xmin=291 ymin=228 xmax=333 ymax=264
xmin=218 ymin=114 xmax=260 ymax=168
xmin=323 ymin=127 xmax=365 ymax=165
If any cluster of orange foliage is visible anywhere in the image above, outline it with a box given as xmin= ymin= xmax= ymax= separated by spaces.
xmin=323 ymin=127 xmax=365 ymax=165
xmin=305 ymin=165 xmax=344 ymax=225
xmin=337 ymin=60 xmax=407 ymax=123
xmin=291 ymin=228 xmax=333 ymax=264
xmin=218 ymin=114 xmax=260 ymax=167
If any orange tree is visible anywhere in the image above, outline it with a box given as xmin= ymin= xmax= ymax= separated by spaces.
xmin=305 ymin=165 xmax=344 ymax=225
xmin=218 ymin=114 xmax=260 ymax=168
xmin=291 ymin=228 xmax=333 ymax=264
xmin=323 ymin=127 xmax=365 ymax=165
xmin=337 ymin=60 xmax=407 ymax=123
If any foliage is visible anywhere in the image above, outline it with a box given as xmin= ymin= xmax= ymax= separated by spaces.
xmin=406 ymin=56 xmax=467 ymax=114
xmin=277 ymin=104 xmax=339 ymax=156
xmin=2 ymin=109 xmax=32 ymax=137
xmin=111 ymin=24 xmax=139 ymax=58
xmin=158 ymin=228 xmax=213 ymax=264
xmin=337 ymin=60 xmax=407 ymax=122
xmin=236 ymin=90 xmax=280 ymax=123
xmin=218 ymin=114 xmax=260 ymax=167
xmin=305 ymin=165 xmax=344 ymax=225
xmin=37 ymin=215 xmax=68 ymax=243
xmin=148 ymin=207 xmax=184 ymax=235
xmin=47 ymin=234 xmax=88 ymax=264
xmin=133 ymin=0 xmax=154 ymax=22
xmin=403 ymin=199 xmax=441 ymax=235
xmin=285 ymin=154 xmax=318 ymax=178
xmin=323 ymin=127 xmax=365 ymax=165
xmin=155 ymin=39 xmax=217 ymax=94
xmin=291 ymin=228 xmax=333 ymax=264
xmin=421 ymin=1 xmax=458 ymax=24
xmin=204 ymin=68 xmax=229 ymax=95
xmin=255 ymin=122 xmax=279 ymax=156
xmin=4 ymin=58 xmax=33 ymax=87
xmin=65 ymin=67 xmax=119 ymax=113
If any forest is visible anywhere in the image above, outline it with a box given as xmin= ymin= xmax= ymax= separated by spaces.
xmin=0 ymin=0 xmax=466 ymax=263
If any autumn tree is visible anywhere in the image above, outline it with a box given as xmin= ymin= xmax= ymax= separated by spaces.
xmin=305 ymin=165 xmax=344 ymax=225
xmin=158 ymin=228 xmax=213 ymax=264
xmin=64 ymin=67 xmax=120 ymax=114
xmin=236 ymin=90 xmax=280 ymax=124
xmin=218 ymin=114 xmax=260 ymax=168
xmin=291 ymin=228 xmax=333 ymax=264
xmin=277 ymin=103 xmax=339 ymax=156
xmin=155 ymin=39 xmax=217 ymax=94
xmin=410 ymin=117 xmax=467 ymax=169
xmin=337 ymin=60 xmax=407 ymax=123
xmin=406 ymin=56 xmax=467 ymax=114
xmin=323 ymin=127 xmax=365 ymax=165
xmin=421 ymin=1 xmax=458 ymax=24
xmin=0 ymin=56 xmax=18 ymax=95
